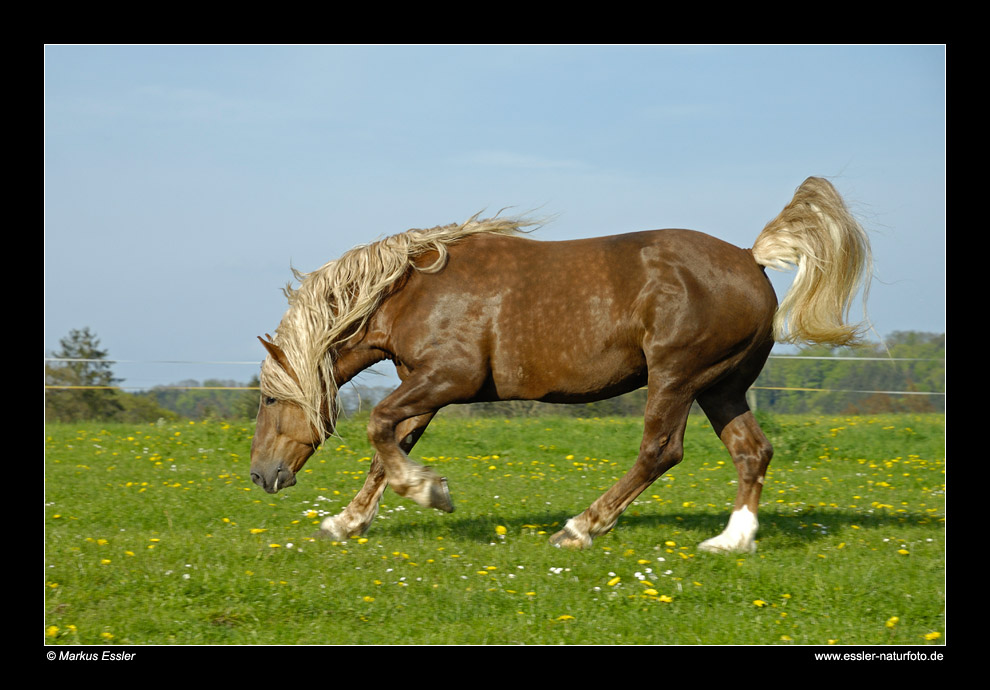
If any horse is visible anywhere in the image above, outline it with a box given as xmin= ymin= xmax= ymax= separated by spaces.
xmin=250 ymin=177 xmax=871 ymax=553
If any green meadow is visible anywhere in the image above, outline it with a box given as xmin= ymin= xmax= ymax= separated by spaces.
xmin=44 ymin=412 xmax=944 ymax=646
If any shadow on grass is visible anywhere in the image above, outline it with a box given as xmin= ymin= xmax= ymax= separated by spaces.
xmin=360 ymin=505 xmax=944 ymax=550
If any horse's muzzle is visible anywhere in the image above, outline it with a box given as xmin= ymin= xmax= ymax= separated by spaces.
xmin=250 ymin=462 xmax=297 ymax=494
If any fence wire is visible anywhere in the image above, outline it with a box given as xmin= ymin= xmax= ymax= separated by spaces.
xmin=44 ymin=355 xmax=945 ymax=397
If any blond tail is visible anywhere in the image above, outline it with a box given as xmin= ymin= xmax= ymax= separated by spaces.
xmin=752 ymin=177 xmax=872 ymax=346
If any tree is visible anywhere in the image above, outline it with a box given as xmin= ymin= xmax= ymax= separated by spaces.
xmin=45 ymin=328 xmax=124 ymax=422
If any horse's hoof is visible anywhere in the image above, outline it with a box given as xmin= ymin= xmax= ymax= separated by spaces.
xmin=697 ymin=536 xmax=757 ymax=555
xmin=549 ymin=524 xmax=591 ymax=549
xmin=430 ymin=476 xmax=454 ymax=513
xmin=317 ymin=514 xmax=349 ymax=541
xmin=398 ymin=466 xmax=454 ymax=512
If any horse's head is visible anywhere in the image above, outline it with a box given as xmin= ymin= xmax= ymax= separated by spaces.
xmin=250 ymin=337 xmax=333 ymax=494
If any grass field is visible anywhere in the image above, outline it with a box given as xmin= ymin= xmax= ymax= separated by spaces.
xmin=44 ymin=412 xmax=945 ymax=646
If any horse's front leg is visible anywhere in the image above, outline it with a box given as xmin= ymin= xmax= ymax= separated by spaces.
xmin=320 ymin=412 xmax=439 ymax=539
xmin=369 ymin=391 xmax=454 ymax=513
xmin=318 ymin=455 xmax=388 ymax=540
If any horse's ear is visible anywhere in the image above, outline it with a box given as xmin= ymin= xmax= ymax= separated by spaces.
xmin=258 ymin=336 xmax=298 ymax=382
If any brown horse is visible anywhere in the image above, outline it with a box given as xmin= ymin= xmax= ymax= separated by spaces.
xmin=250 ymin=177 xmax=871 ymax=553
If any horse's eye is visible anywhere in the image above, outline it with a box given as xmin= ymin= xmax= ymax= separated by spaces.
xmin=264 ymin=396 xmax=277 ymax=406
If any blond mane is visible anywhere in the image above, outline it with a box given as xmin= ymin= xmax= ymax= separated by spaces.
xmin=260 ymin=215 xmax=535 ymax=437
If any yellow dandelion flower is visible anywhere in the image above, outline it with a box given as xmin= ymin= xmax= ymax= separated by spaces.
xmin=100 ymin=632 xmax=114 ymax=641
xmin=898 ymin=549 xmax=909 ymax=555
xmin=886 ymin=616 xmax=899 ymax=628
xmin=495 ymin=525 xmax=507 ymax=536
xmin=556 ymin=614 xmax=575 ymax=621
xmin=250 ymin=528 xmax=267 ymax=534
xmin=363 ymin=596 xmax=375 ymax=603
xmin=643 ymin=588 xmax=658 ymax=596
xmin=924 ymin=631 xmax=941 ymax=641
xmin=753 ymin=599 xmax=767 ymax=607
xmin=607 ymin=576 xmax=621 ymax=586
xmin=658 ymin=595 xmax=673 ymax=603
xmin=46 ymin=626 xmax=59 ymax=638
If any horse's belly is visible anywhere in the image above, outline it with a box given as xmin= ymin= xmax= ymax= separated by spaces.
xmin=489 ymin=336 xmax=647 ymax=402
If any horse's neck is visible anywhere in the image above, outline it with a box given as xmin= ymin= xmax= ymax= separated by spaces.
xmin=332 ymin=346 xmax=389 ymax=388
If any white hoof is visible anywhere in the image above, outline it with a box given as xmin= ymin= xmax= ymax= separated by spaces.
xmin=698 ymin=507 xmax=759 ymax=554
xmin=698 ymin=534 xmax=757 ymax=554
xmin=549 ymin=519 xmax=593 ymax=549
xmin=319 ymin=514 xmax=351 ymax=541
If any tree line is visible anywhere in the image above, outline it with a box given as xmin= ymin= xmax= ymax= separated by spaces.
xmin=45 ymin=328 xmax=944 ymax=423
xmin=752 ymin=331 xmax=944 ymax=414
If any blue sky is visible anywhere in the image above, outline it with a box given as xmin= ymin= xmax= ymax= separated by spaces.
xmin=44 ymin=45 xmax=945 ymax=391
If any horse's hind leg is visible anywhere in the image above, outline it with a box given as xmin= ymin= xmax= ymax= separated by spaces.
xmin=320 ymin=412 xmax=438 ymax=539
xmin=696 ymin=390 xmax=773 ymax=554
xmin=551 ymin=386 xmax=693 ymax=549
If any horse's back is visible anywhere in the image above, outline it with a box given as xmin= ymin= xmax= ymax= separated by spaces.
xmin=450 ymin=228 xmax=777 ymax=336
xmin=384 ymin=228 xmax=776 ymax=402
